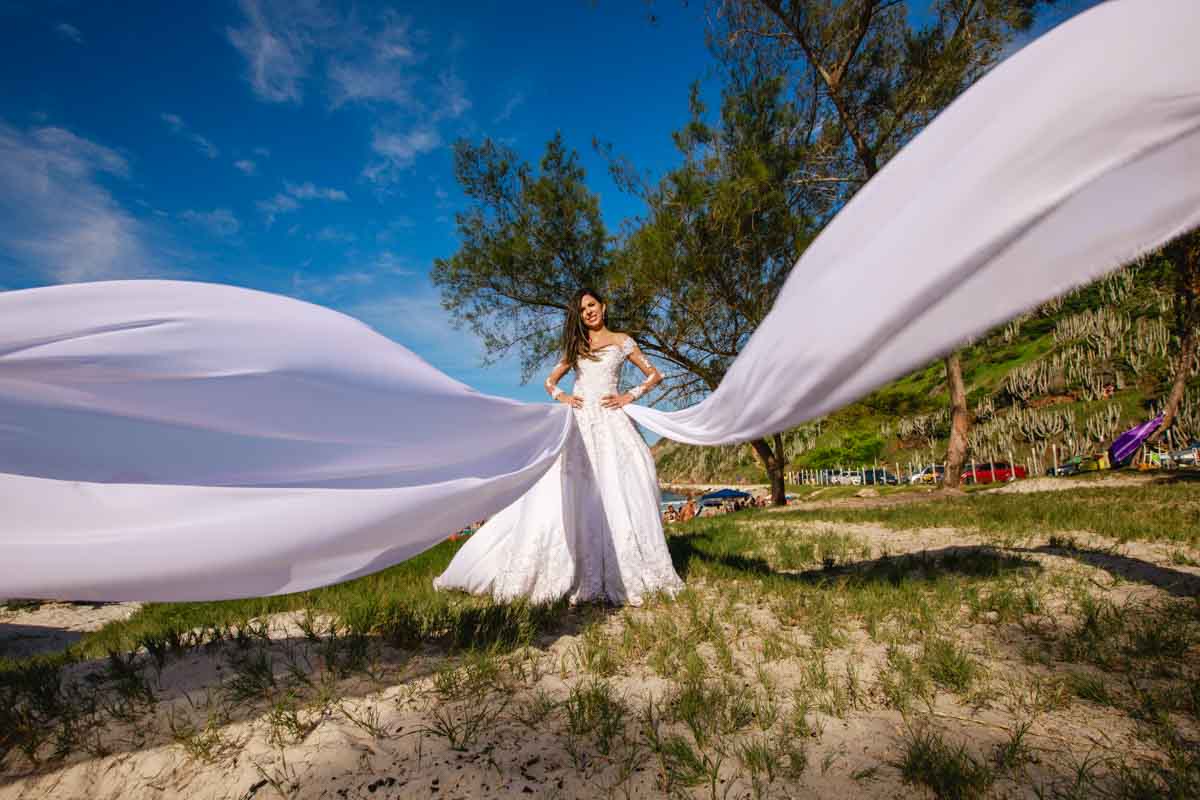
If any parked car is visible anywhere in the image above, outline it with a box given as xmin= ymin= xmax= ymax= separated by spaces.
xmin=962 ymin=462 xmax=1028 ymax=484
xmin=1167 ymin=442 xmax=1199 ymax=467
xmin=1046 ymin=459 xmax=1080 ymax=477
xmin=827 ymin=470 xmax=861 ymax=486
xmin=862 ymin=468 xmax=899 ymax=485
xmin=909 ymin=465 xmax=945 ymax=484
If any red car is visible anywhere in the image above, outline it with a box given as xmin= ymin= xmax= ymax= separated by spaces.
xmin=962 ymin=462 xmax=1027 ymax=484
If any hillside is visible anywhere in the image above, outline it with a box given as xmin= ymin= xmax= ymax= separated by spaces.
xmin=652 ymin=258 xmax=1199 ymax=483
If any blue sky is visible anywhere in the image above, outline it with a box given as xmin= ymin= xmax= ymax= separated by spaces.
xmin=0 ymin=0 xmax=1099 ymax=404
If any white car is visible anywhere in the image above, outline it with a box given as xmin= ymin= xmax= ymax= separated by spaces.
xmin=908 ymin=465 xmax=946 ymax=485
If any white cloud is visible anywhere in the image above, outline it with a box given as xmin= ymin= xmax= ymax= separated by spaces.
xmin=191 ymin=135 xmax=219 ymax=159
xmin=327 ymin=14 xmax=423 ymax=108
xmin=436 ymin=72 xmax=471 ymax=120
xmin=494 ymin=91 xmax=525 ymax=124
xmin=0 ymin=124 xmax=160 ymax=282
xmin=225 ymin=0 xmax=332 ymax=104
xmin=327 ymin=60 xmax=417 ymax=108
xmin=257 ymin=179 xmax=348 ymax=224
xmin=159 ymin=113 xmax=219 ymax=159
xmin=289 ymin=251 xmax=412 ymax=299
xmin=370 ymin=250 xmax=415 ymax=275
xmin=285 ymin=180 xmax=348 ymax=201
xmin=234 ymin=159 xmax=258 ymax=175
xmin=362 ymin=125 xmax=440 ymax=184
xmin=54 ymin=23 xmax=83 ymax=44
xmin=257 ymin=192 xmax=300 ymax=225
xmin=180 ymin=208 xmax=240 ymax=238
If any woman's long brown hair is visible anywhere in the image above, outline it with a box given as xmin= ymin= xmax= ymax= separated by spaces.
xmin=560 ymin=287 xmax=606 ymax=371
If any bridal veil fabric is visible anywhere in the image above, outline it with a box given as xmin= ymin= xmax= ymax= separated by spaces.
xmin=2 ymin=0 xmax=1199 ymax=600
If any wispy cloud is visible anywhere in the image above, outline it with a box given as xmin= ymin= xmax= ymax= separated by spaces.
xmin=233 ymin=159 xmax=258 ymax=175
xmin=227 ymin=0 xmax=428 ymax=109
xmin=224 ymin=2 xmax=470 ymax=185
xmin=54 ymin=23 xmax=83 ymax=44
xmin=436 ymin=71 xmax=471 ymax=119
xmin=159 ymin=112 xmax=219 ymax=159
xmin=290 ymin=251 xmax=415 ymax=299
xmin=257 ymin=192 xmax=300 ymax=225
xmin=285 ymin=180 xmax=348 ymax=201
xmin=362 ymin=125 xmax=440 ymax=184
xmin=225 ymin=0 xmax=333 ymax=104
xmin=180 ymin=208 xmax=240 ymax=238
xmin=257 ymin=179 xmax=348 ymax=224
xmin=494 ymin=91 xmax=525 ymax=123
xmin=0 ymin=123 xmax=161 ymax=282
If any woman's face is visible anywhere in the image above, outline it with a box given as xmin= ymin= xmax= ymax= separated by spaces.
xmin=579 ymin=294 xmax=605 ymax=330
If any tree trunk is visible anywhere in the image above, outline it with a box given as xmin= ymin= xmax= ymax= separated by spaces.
xmin=1152 ymin=325 xmax=1197 ymax=442
xmin=750 ymin=433 xmax=787 ymax=506
xmin=943 ymin=351 xmax=971 ymax=489
xmin=1150 ymin=232 xmax=1199 ymax=443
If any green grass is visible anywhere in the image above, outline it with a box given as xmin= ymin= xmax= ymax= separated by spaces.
xmin=778 ymin=483 xmax=1200 ymax=545
xmin=896 ymin=726 xmax=994 ymax=800
xmin=74 ymin=541 xmax=565 ymax=659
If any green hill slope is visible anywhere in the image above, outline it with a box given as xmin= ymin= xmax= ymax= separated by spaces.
xmin=652 ymin=259 xmax=1199 ymax=483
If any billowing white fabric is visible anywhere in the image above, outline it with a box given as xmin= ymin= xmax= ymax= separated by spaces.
xmin=1 ymin=0 xmax=1198 ymax=600
xmin=0 ymin=281 xmax=572 ymax=599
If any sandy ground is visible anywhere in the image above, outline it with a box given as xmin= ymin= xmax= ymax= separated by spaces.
xmin=2 ymin=475 xmax=1196 ymax=799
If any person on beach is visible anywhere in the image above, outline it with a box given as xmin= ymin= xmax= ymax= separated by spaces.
xmin=434 ymin=288 xmax=684 ymax=605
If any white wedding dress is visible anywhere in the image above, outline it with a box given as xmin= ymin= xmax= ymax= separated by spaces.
xmin=433 ymin=338 xmax=684 ymax=605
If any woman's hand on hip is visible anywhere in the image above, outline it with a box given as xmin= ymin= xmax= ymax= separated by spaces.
xmin=559 ymin=393 xmax=584 ymax=409
xmin=600 ymin=393 xmax=632 ymax=409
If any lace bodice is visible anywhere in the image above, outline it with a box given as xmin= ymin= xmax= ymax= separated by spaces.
xmin=573 ymin=340 xmax=633 ymax=399
xmin=543 ymin=337 xmax=659 ymax=403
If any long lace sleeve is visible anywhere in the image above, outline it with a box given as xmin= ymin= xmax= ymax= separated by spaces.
xmin=544 ymin=359 xmax=570 ymax=401
xmin=622 ymin=338 xmax=660 ymax=401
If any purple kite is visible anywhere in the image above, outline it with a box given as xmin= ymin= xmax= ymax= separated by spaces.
xmin=1109 ymin=415 xmax=1163 ymax=466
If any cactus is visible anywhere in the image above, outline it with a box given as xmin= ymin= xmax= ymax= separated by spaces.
xmin=1084 ymin=403 xmax=1122 ymax=444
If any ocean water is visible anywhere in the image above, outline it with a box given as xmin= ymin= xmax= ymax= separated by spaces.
xmin=659 ymin=489 xmax=686 ymax=511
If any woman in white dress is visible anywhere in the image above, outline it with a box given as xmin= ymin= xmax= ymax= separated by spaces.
xmin=433 ymin=288 xmax=685 ymax=605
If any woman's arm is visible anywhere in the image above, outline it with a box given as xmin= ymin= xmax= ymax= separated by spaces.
xmin=601 ymin=337 xmax=660 ymax=409
xmin=544 ymin=360 xmax=582 ymax=408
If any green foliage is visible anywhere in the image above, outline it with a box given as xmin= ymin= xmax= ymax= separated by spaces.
xmin=431 ymin=134 xmax=608 ymax=381
xmin=798 ymin=430 xmax=885 ymax=469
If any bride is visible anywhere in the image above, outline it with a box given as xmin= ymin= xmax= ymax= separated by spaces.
xmin=433 ymin=288 xmax=685 ymax=605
